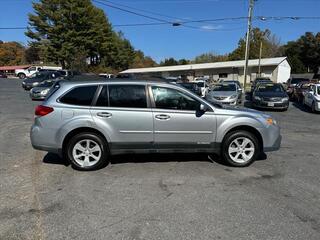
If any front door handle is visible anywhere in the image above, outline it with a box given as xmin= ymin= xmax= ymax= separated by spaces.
xmin=155 ymin=114 xmax=170 ymax=120
xmin=97 ymin=112 xmax=112 ymax=118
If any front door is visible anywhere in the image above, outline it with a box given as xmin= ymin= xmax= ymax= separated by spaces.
xmin=90 ymin=84 xmax=153 ymax=151
xmin=150 ymin=85 xmax=216 ymax=150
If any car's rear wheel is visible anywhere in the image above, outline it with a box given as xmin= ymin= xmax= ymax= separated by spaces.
xmin=66 ymin=132 xmax=109 ymax=170
xmin=18 ymin=73 xmax=26 ymax=79
xmin=222 ymin=131 xmax=259 ymax=167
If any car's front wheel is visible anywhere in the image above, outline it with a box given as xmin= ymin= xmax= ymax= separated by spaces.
xmin=66 ymin=132 xmax=109 ymax=170
xmin=222 ymin=131 xmax=260 ymax=167
xmin=312 ymin=101 xmax=317 ymax=113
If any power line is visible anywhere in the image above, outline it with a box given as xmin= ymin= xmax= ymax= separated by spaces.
xmin=93 ymin=0 xmax=205 ymax=30
xmin=92 ymin=0 xmax=171 ymax=24
xmin=1 ymin=16 xmax=319 ymax=30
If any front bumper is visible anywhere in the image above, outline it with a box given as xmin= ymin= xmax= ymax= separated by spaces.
xmin=253 ymin=100 xmax=289 ymax=109
xmin=264 ymin=134 xmax=282 ymax=152
xmin=258 ymin=124 xmax=282 ymax=152
xmin=29 ymin=91 xmax=46 ymax=100
xmin=208 ymin=98 xmax=238 ymax=105
xmin=22 ymin=84 xmax=33 ymax=90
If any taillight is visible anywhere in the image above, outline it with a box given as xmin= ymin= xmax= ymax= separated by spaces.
xmin=35 ymin=105 xmax=54 ymax=117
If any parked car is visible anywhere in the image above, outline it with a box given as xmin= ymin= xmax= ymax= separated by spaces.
xmin=193 ymin=80 xmax=209 ymax=97
xmin=178 ymin=82 xmax=202 ymax=96
xmin=22 ymin=71 xmax=63 ymax=90
xmin=222 ymin=80 xmax=243 ymax=98
xmin=29 ymin=79 xmax=58 ymax=100
xmin=251 ymin=77 xmax=273 ymax=92
xmin=252 ymin=83 xmax=289 ymax=110
xmin=30 ymin=79 xmax=281 ymax=170
xmin=292 ymin=81 xmax=311 ymax=103
xmin=15 ymin=65 xmax=62 ymax=79
xmin=39 ymin=69 xmax=80 ymax=77
xmin=205 ymin=83 xmax=241 ymax=105
xmin=0 ymin=72 xmax=8 ymax=78
xmin=286 ymin=78 xmax=309 ymax=98
xmin=303 ymin=83 xmax=320 ymax=113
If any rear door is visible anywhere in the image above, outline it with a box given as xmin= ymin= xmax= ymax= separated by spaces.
xmin=149 ymin=85 xmax=216 ymax=150
xmin=90 ymin=83 xmax=153 ymax=151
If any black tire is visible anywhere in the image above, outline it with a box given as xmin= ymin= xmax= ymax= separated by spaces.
xmin=18 ymin=73 xmax=26 ymax=79
xmin=221 ymin=130 xmax=260 ymax=167
xmin=66 ymin=132 xmax=109 ymax=171
xmin=311 ymin=101 xmax=316 ymax=113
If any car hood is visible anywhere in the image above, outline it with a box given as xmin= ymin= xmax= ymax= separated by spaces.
xmin=254 ymin=92 xmax=287 ymax=98
xmin=208 ymin=91 xmax=237 ymax=97
xmin=31 ymin=87 xmax=50 ymax=93
xmin=213 ymin=104 xmax=271 ymax=120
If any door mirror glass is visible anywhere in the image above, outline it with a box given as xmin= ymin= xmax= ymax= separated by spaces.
xmin=199 ymin=104 xmax=208 ymax=112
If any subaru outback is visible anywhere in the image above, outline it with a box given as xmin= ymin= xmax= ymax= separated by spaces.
xmin=30 ymin=79 xmax=281 ymax=170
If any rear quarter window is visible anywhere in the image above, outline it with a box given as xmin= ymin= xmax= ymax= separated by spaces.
xmin=59 ymin=85 xmax=97 ymax=106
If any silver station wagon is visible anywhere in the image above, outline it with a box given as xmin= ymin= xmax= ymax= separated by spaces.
xmin=31 ymin=79 xmax=281 ymax=170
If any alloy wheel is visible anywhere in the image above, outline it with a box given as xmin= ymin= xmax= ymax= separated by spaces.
xmin=228 ymin=137 xmax=255 ymax=164
xmin=72 ymin=139 xmax=102 ymax=167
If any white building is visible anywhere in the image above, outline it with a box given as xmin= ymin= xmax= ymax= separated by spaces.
xmin=121 ymin=57 xmax=291 ymax=84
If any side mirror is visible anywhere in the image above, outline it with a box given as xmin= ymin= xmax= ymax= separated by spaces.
xmin=199 ymin=104 xmax=208 ymax=112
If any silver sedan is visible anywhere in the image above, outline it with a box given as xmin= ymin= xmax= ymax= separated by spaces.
xmin=206 ymin=83 xmax=241 ymax=105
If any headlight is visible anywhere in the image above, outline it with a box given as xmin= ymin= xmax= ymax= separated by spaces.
xmin=229 ymin=94 xmax=238 ymax=99
xmin=254 ymin=96 xmax=261 ymax=101
xmin=40 ymin=89 xmax=49 ymax=95
xmin=258 ymin=114 xmax=277 ymax=126
xmin=266 ymin=118 xmax=276 ymax=125
xmin=282 ymin=97 xmax=289 ymax=102
xmin=32 ymin=82 xmax=39 ymax=86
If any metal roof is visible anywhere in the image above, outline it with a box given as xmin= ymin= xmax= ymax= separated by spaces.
xmin=121 ymin=57 xmax=288 ymax=74
xmin=0 ymin=65 xmax=31 ymax=71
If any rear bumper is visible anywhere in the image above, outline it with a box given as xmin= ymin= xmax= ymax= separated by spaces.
xmin=30 ymin=124 xmax=60 ymax=154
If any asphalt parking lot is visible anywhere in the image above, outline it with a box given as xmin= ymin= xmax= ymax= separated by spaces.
xmin=1 ymin=78 xmax=320 ymax=240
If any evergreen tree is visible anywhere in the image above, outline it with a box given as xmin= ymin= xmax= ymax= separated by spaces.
xmin=26 ymin=0 xmax=135 ymax=70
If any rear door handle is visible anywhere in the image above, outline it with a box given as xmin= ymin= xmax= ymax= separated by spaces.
xmin=155 ymin=114 xmax=170 ymax=120
xmin=97 ymin=112 xmax=112 ymax=118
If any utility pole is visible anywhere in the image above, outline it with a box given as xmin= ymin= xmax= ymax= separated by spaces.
xmin=243 ymin=0 xmax=254 ymax=92
xmin=258 ymin=40 xmax=262 ymax=76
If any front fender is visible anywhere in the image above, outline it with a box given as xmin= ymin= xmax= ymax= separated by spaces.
xmin=216 ymin=115 xmax=264 ymax=143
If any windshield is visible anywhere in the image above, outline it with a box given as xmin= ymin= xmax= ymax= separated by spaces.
xmin=38 ymin=80 xmax=54 ymax=87
xmin=29 ymin=72 xmax=46 ymax=80
xmin=196 ymin=82 xmax=205 ymax=87
xmin=257 ymin=84 xmax=284 ymax=93
xmin=317 ymin=86 xmax=320 ymax=95
xmin=180 ymin=83 xmax=196 ymax=90
xmin=212 ymin=84 xmax=236 ymax=91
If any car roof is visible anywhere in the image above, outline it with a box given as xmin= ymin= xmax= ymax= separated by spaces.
xmin=58 ymin=77 xmax=175 ymax=87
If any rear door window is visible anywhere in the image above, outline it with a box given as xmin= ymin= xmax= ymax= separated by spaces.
xmin=108 ymin=85 xmax=147 ymax=108
xmin=60 ymin=86 xmax=97 ymax=106
xmin=96 ymin=86 xmax=109 ymax=107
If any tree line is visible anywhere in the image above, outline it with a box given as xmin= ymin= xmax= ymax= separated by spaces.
xmin=0 ymin=0 xmax=319 ymax=74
